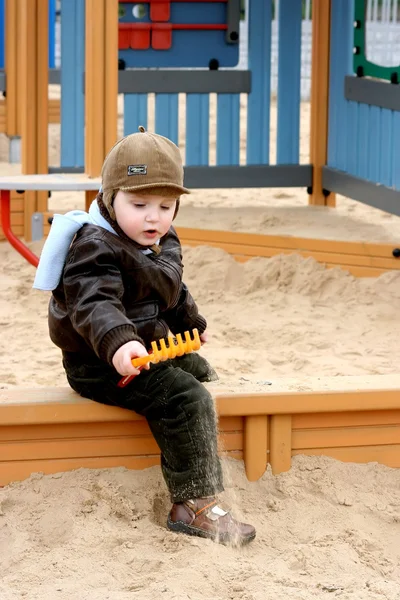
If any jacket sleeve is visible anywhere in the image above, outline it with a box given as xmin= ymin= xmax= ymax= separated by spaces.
xmin=63 ymin=237 xmax=144 ymax=364
xmin=163 ymin=282 xmax=207 ymax=337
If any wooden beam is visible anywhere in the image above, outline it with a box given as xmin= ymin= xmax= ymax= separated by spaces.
xmin=309 ymin=0 xmax=336 ymax=207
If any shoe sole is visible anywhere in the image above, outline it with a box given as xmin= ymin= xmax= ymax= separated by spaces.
xmin=167 ymin=515 xmax=256 ymax=545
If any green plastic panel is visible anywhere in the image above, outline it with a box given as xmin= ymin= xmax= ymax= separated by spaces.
xmin=353 ymin=0 xmax=400 ymax=83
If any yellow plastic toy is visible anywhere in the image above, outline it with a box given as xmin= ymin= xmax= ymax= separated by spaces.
xmin=132 ymin=328 xmax=201 ymax=367
xmin=118 ymin=329 xmax=201 ymax=387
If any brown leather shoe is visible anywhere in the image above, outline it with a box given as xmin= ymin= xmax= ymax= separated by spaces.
xmin=167 ymin=497 xmax=256 ymax=545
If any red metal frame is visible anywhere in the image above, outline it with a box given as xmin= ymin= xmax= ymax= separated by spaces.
xmin=0 ymin=190 xmax=39 ymax=267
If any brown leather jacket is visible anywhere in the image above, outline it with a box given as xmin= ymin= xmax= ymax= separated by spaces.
xmin=48 ymin=224 xmax=206 ymax=365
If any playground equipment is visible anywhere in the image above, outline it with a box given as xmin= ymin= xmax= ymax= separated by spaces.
xmin=0 ymin=1 xmax=400 ymax=485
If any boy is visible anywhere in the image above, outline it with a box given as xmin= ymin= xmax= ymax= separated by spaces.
xmin=34 ymin=128 xmax=256 ymax=545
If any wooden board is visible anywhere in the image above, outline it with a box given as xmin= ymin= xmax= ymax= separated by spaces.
xmin=1 ymin=380 xmax=399 ymax=486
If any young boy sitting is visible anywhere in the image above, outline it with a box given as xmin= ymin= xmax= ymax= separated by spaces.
xmin=34 ymin=127 xmax=256 ymax=545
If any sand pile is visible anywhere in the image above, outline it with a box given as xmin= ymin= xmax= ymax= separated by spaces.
xmin=1 ymin=456 xmax=399 ymax=600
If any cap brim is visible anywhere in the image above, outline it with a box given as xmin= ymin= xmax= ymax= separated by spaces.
xmin=119 ymin=182 xmax=191 ymax=195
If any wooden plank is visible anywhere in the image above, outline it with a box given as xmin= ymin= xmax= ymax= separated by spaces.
xmin=104 ymin=0 xmax=118 ymax=153
xmin=293 ymin=410 xmax=400 ymax=429
xmin=48 ymin=98 xmax=60 ymax=124
xmin=0 ymin=417 xmax=242 ymax=442
xmin=5 ymin=0 xmax=19 ymax=135
xmin=244 ymin=415 xmax=268 ymax=481
xmin=2 ymin=386 xmax=400 ymax=424
xmin=269 ymin=415 xmax=292 ymax=474
xmin=179 ymin=237 xmax=400 ymax=271
xmin=85 ymin=0 xmax=105 ymax=175
xmin=309 ymin=0 xmax=335 ymax=207
xmin=292 ymin=444 xmax=400 ymax=468
xmin=292 ymin=425 xmax=400 ymax=450
xmin=176 ymin=227 xmax=399 ymax=261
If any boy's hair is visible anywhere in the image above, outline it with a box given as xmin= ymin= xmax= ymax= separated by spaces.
xmin=101 ymin=127 xmax=189 ymax=220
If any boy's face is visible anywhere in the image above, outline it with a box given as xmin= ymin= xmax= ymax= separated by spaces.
xmin=113 ymin=190 xmax=177 ymax=246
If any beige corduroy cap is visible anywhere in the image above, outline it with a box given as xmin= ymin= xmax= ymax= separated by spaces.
xmin=101 ymin=126 xmax=190 ymax=219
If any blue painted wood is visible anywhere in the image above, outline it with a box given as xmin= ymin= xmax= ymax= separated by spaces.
xmin=356 ymin=103 xmax=369 ymax=180
xmin=48 ymin=0 xmax=56 ymax=69
xmin=327 ymin=0 xmax=354 ymax=170
xmin=380 ymin=109 xmax=393 ymax=188
xmin=124 ymin=94 xmax=148 ymax=135
xmin=247 ymin=0 xmax=272 ymax=165
xmin=155 ymin=94 xmax=179 ymax=144
xmin=346 ymin=100 xmax=358 ymax=176
xmin=368 ymin=106 xmax=381 ymax=184
xmin=216 ymin=94 xmax=240 ymax=165
xmin=186 ymin=94 xmax=209 ymax=165
xmin=391 ymin=111 xmax=400 ymax=190
xmin=60 ymin=0 xmax=85 ymax=168
xmin=276 ymin=0 xmax=302 ymax=164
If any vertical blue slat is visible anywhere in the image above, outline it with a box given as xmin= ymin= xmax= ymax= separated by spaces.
xmin=155 ymin=94 xmax=179 ymax=144
xmin=0 ymin=0 xmax=4 ymax=69
xmin=380 ymin=109 xmax=392 ymax=188
xmin=216 ymin=94 xmax=240 ymax=165
xmin=48 ymin=0 xmax=56 ymax=69
xmin=346 ymin=100 xmax=358 ymax=176
xmin=124 ymin=94 xmax=148 ymax=135
xmin=276 ymin=0 xmax=302 ymax=164
xmin=368 ymin=106 xmax=380 ymax=183
xmin=356 ymin=103 xmax=369 ymax=179
xmin=247 ymin=0 xmax=272 ymax=164
xmin=391 ymin=111 xmax=400 ymax=190
xmin=328 ymin=0 xmax=354 ymax=169
xmin=60 ymin=0 xmax=85 ymax=168
xmin=186 ymin=94 xmax=209 ymax=165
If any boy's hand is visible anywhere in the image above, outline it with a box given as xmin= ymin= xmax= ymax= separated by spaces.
xmin=200 ymin=331 xmax=208 ymax=345
xmin=112 ymin=341 xmax=150 ymax=376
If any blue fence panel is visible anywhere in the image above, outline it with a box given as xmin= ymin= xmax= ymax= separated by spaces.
xmin=356 ymin=103 xmax=370 ymax=180
xmin=328 ymin=0 xmax=354 ymax=171
xmin=379 ymin=109 xmax=392 ymax=188
xmin=155 ymin=94 xmax=179 ymax=144
xmin=60 ymin=0 xmax=85 ymax=168
xmin=368 ymin=106 xmax=381 ymax=183
xmin=124 ymin=94 xmax=148 ymax=135
xmin=48 ymin=0 xmax=56 ymax=69
xmin=216 ymin=94 xmax=240 ymax=165
xmin=276 ymin=0 xmax=302 ymax=164
xmin=391 ymin=112 xmax=400 ymax=190
xmin=185 ymin=94 xmax=209 ymax=165
xmin=246 ymin=0 xmax=272 ymax=165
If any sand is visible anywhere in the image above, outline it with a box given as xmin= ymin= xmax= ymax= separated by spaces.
xmin=1 ymin=98 xmax=400 ymax=599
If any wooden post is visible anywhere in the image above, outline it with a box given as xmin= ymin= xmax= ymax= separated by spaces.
xmin=269 ymin=415 xmax=292 ymax=474
xmin=244 ymin=415 xmax=268 ymax=481
xmin=309 ymin=0 xmax=336 ymax=207
xmin=19 ymin=0 xmax=49 ymax=240
xmin=85 ymin=0 xmax=118 ymax=176
xmin=5 ymin=0 xmax=20 ymax=136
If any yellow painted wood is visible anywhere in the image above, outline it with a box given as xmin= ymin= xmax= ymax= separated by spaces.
xmin=5 ymin=0 xmax=19 ymax=135
xmin=269 ymin=415 xmax=292 ymax=474
xmin=292 ymin=425 xmax=400 ymax=450
xmin=293 ymin=410 xmax=400 ymax=429
xmin=176 ymin=227 xmax=400 ymax=261
xmin=104 ymin=0 xmax=118 ymax=153
xmin=244 ymin=415 xmax=268 ymax=481
xmin=309 ymin=0 xmax=335 ymax=207
xmin=292 ymin=444 xmax=400 ymax=468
